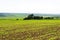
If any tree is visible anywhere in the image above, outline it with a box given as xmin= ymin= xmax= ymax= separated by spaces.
xmin=34 ymin=16 xmax=43 ymax=19
xmin=16 ymin=19 xmax=19 ymax=20
xmin=28 ymin=14 xmax=34 ymax=19
xmin=24 ymin=14 xmax=34 ymax=20
xmin=44 ymin=17 xmax=54 ymax=19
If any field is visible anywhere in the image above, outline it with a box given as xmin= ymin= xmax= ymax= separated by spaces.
xmin=0 ymin=20 xmax=60 ymax=40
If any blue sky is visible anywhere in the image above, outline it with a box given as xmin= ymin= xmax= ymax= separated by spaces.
xmin=0 ymin=0 xmax=60 ymax=14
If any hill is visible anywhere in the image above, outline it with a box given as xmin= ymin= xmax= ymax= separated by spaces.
xmin=0 ymin=13 xmax=60 ymax=19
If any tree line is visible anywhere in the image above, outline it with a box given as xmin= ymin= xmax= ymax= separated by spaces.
xmin=23 ymin=14 xmax=55 ymax=20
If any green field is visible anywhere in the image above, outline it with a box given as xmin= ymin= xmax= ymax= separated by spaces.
xmin=0 ymin=20 xmax=60 ymax=40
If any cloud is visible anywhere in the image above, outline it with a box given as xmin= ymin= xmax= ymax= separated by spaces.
xmin=0 ymin=0 xmax=60 ymax=14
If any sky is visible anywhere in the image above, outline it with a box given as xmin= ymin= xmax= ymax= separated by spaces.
xmin=0 ymin=0 xmax=60 ymax=14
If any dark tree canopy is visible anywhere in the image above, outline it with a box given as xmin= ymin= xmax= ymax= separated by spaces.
xmin=44 ymin=17 xmax=54 ymax=19
xmin=23 ymin=14 xmax=54 ymax=20
xmin=16 ymin=19 xmax=19 ymax=20
xmin=34 ymin=16 xmax=43 ymax=19
xmin=28 ymin=14 xmax=34 ymax=19
xmin=24 ymin=14 xmax=34 ymax=20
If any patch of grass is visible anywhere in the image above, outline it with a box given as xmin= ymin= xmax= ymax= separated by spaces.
xmin=0 ymin=20 xmax=60 ymax=40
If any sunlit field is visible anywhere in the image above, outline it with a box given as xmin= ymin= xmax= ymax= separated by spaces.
xmin=0 ymin=20 xmax=60 ymax=40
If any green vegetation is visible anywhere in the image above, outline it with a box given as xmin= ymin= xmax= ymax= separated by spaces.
xmin=0 ymin=20 xmax=60 ymax=40
xmin=23 ymin=14 xmax=58 ymax=20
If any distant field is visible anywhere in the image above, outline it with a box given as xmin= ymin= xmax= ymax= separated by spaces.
xmin=0 ymin=20 xmax=60 ymax=40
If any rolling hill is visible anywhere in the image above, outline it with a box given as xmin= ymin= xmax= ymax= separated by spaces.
xmin=0 ymin=13 xmax=60 ymax=19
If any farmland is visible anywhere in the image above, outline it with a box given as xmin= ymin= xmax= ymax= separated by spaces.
xmin=0 ymin=20 xmax=60 ymax=40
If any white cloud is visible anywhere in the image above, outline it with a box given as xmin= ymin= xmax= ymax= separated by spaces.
xmin=0 ymin=0 xmax=60 ymax=14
